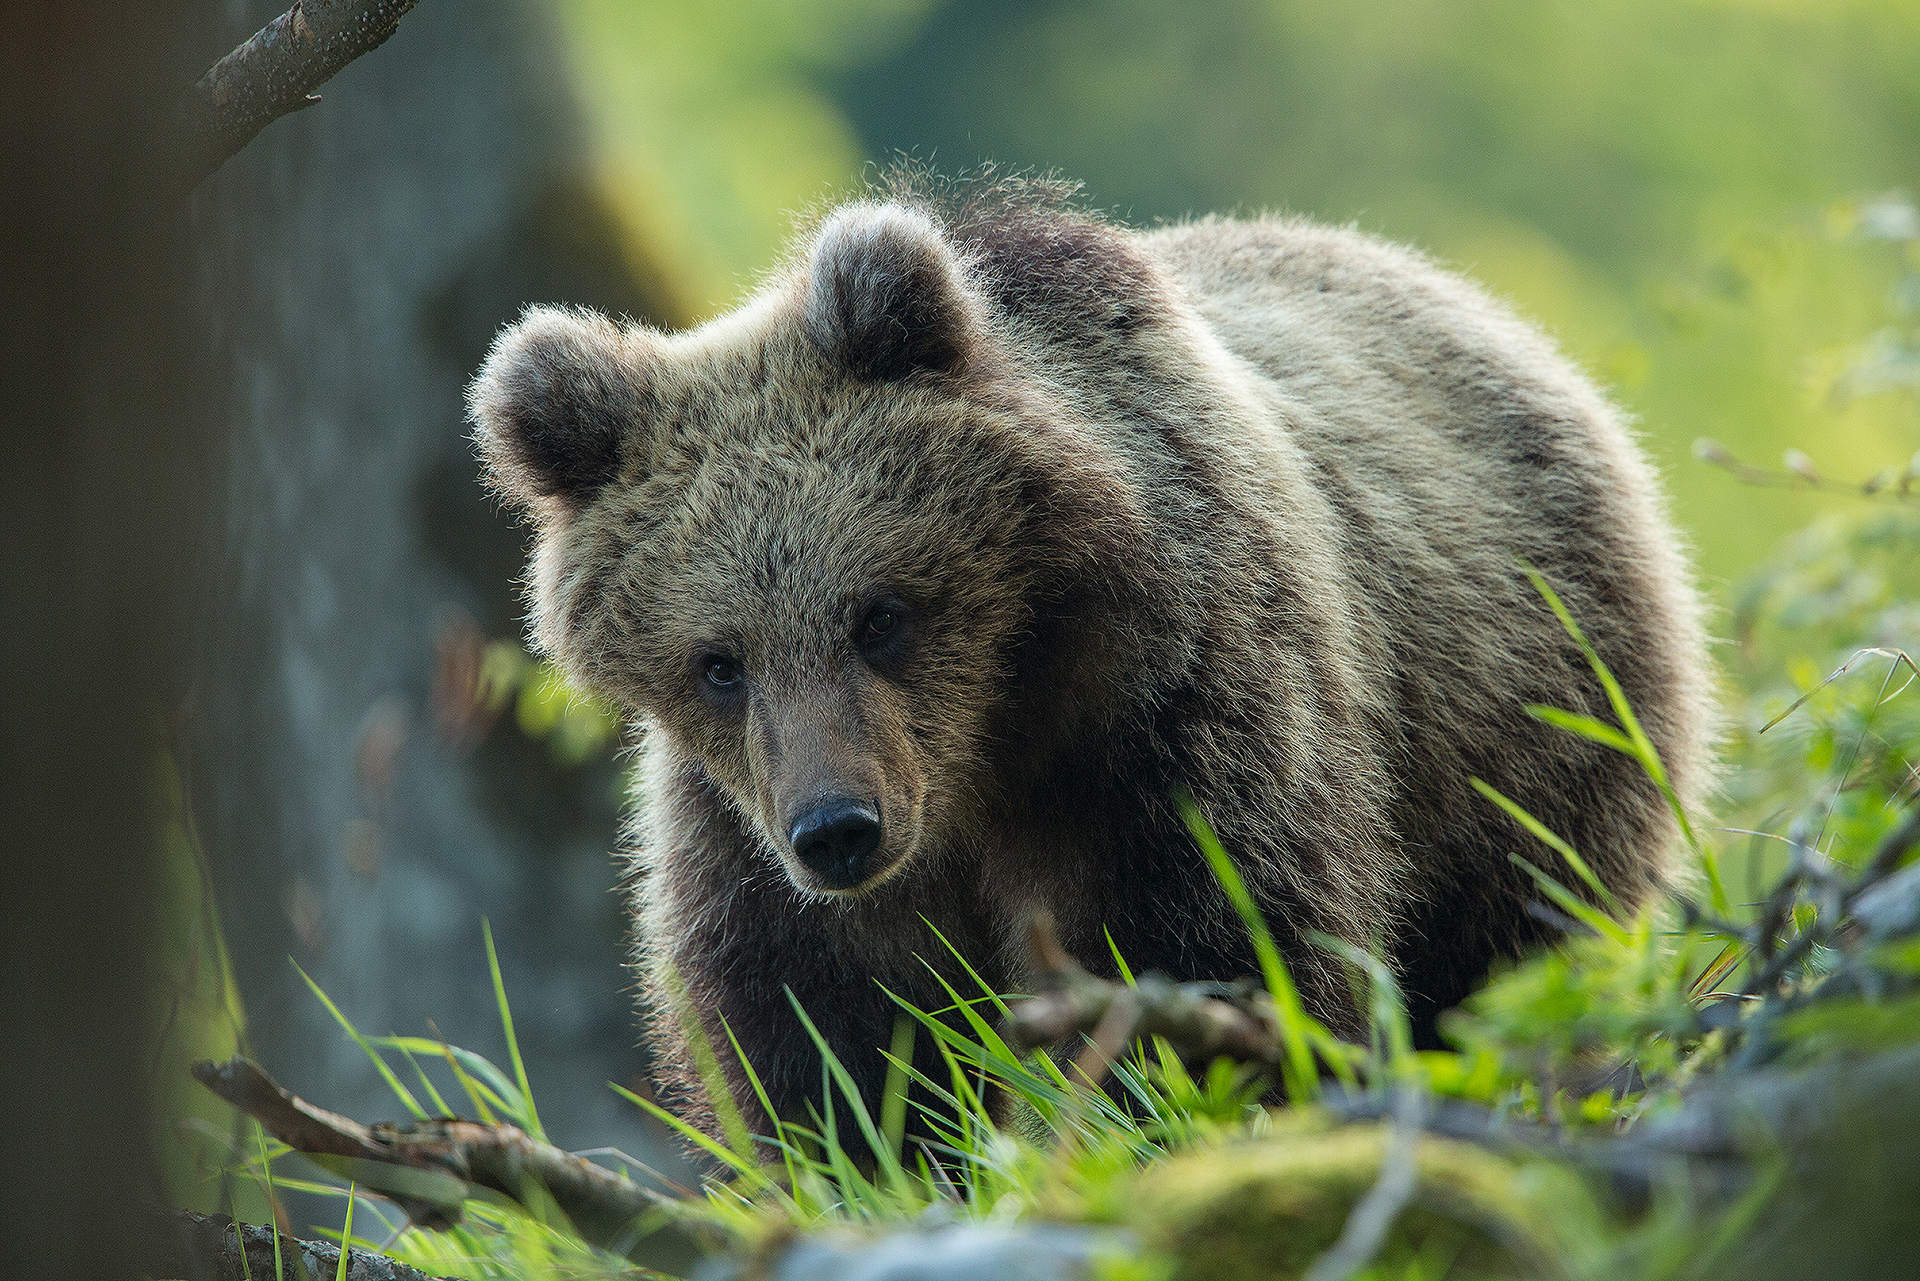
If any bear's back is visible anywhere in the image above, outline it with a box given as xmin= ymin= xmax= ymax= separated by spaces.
xmin=1139 ymin=217 xmax=1716 ymax=1018
xmin=1140 ymin=216 xmax=1662 ymax=561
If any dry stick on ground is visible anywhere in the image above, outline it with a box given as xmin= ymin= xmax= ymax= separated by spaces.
xmin=176 ymin=0 xmax=424 ymax=188
xmin=192 ymin=1056 xmax=718 ymax=1275
xmin=1003 ymin=912 xmax=1289 ymax=1085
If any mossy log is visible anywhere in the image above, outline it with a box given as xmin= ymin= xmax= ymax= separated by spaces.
xmin=1120 ymin=1116 xmax=1576 ymax=1281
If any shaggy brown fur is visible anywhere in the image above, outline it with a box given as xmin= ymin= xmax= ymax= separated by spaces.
xmin=469 ymin=173 xmax=1714 ymax=1143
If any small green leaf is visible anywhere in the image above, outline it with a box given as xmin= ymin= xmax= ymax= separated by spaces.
xmin=1525 ymin=704 xmax=1637 ymax=755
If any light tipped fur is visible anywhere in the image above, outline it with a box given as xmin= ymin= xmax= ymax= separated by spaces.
xmin=469 ymin=172 xmax=1716 ymax=1148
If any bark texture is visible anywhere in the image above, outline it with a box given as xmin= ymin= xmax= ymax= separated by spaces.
xmin=176 ymin=0 xmax=423 ymax=186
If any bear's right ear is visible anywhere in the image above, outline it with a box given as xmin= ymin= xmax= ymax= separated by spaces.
xmin=468 ymin=306 xmax=648 ymax=517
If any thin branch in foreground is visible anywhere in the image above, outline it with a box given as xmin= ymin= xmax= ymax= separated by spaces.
xmin=1003 ymin=912 xmax=1288 ymax=1080
xmin=192 ymin=1056 xmax=718 ymax=1275
xmin=175 ymin=0 xmax=424 ymax=188
xmin=1302 ymin=1085 xmax=1427 ymax=1281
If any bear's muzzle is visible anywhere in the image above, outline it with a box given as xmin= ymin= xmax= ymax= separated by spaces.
xmin=788 ymin=797 xmax=884 ymax=890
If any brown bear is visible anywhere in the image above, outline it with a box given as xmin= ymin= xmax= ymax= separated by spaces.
xmin=469 ymin=172 xmax=1713 ymax=1142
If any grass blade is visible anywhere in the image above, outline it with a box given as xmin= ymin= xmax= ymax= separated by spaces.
xmin=657 ymin=960 xmax=755 ymax=1162
xmin=1689 ymin=941 xmax=1746 ymax=1000
xmin=254 ymin=1124 xmax=285 ymax=1281
xmin=368 ymin=1035 xmax=520 ymax=1123
xmin=293 ymin=961 xmax=427 ymax=1121
xmin=785 ymin=989 xmax=910 ymax=1195
xmin=1311 ymin=933 xmax=1415 ymax=1084
xmin=1509 ymin=854 xmax=1631 ymax=946
xmin=1104 ymin=928 xmax=1137 ymax=986
xmin=1521 ymin=564 xmax=1725 ymax=913
xmin=481 ymin=920 xmax=543 ymax=1140
xmin=720 ymin=1013 xmax=808 ymax=1196
xmin=1525 ymin=704 xmax=1637 ymax=755
xmin=1180 ymin=796 xmax=1319 ymax=1102
xmin=437 ymin=1043 xmax=503 ymax=1125
xmin=335 ymin=1184 xmax=357 ymax=1281
xmin=879 ymin=1014 xmax=915 ymax=1171
xmin=1470 ymin=776 xmax=1619 ymax=911
xmin=610 ymin=1082 xmax=773 ymax=1190
xmin=392 ymin=1043 xmax=453 ymax=1118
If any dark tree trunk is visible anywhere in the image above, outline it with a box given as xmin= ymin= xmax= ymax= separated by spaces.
xmin=0 ymin=3 xmax=208 ymax=1275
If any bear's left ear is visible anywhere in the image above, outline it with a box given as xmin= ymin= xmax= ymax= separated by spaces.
xmin=468 ymin=305 xmax=650 ymax=519
xmin=802 ymin=203 xmax=985 ymax=382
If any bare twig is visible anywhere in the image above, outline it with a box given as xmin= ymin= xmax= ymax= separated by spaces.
xmin=176 ymin=0 xmax=424 ymax=188
xmin=1303 ymin=1085 xmax=1426 ymax=1281
xmin=1694 ymin=438 xmax=1920 ymax=505
xmin=192 ymin=1056 xmax=717 ymax=1274
xmin=1005 ymin=913 xmax=1288 ymax=1072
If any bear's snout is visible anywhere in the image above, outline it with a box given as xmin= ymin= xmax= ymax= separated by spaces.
xmin=788 ymin=798 xmax=884 ymax=890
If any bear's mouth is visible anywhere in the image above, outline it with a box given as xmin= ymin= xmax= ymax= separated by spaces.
xmin=787 ymin=835 xmax=911 ymax=897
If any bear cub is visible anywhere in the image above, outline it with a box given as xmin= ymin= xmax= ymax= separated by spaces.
xmin=470 ymin=173 xmax=1713 ymax=1140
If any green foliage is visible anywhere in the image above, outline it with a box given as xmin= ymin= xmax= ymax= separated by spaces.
xmin=1723 ymin=506 xmax=1920 ymax=867
xmin=188 ymin=172 xmax=1920 ymax=1275
xmin=203 ymin=928 xmax=635 ymax=1281
xmin=1443 ymin=497 xmax=1920 ymax=1126
xmin=477 ymin=641 xmax=623 ymax=767
xmin=170 ymin=4 xmax=1920 ymax=1272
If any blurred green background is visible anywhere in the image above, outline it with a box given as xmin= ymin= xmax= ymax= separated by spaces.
xmin=554 ymin=0 xmax=1920 ymax=589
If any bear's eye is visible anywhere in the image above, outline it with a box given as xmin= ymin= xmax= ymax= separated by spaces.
xmin=703 ymin=656 xmax=742 ymax=689
xmin=856 ymin=601 xmax=911 ymax=674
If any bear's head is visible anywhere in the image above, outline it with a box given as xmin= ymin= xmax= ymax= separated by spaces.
xmin=469 ymin=203 xmax=1163 ymax=898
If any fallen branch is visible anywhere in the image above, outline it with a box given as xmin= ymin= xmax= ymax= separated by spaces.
xmin=192 ymin=1056 xmax=717 ymax=1275
xmin=176 ymin=0 xmax=424 ymax=188
xmin=1003 ymin=912 xmax=1287 ymax=1085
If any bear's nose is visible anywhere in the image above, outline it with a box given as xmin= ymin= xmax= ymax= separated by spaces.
xmin=788 ymin=799 xmax=883 ymax=889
